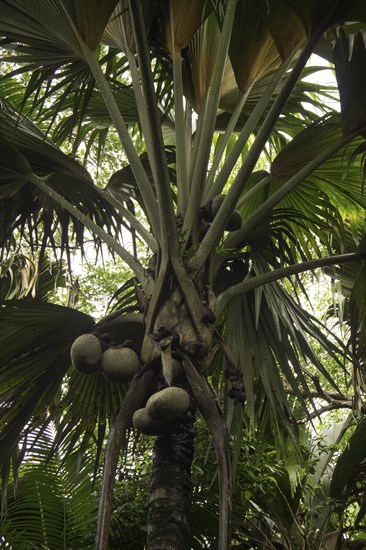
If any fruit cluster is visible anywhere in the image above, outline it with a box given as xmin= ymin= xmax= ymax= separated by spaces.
xmin=70 ymin=333 xmax=140 ymax=383
xmin=132 ymin=387 xmax=190 ymax=435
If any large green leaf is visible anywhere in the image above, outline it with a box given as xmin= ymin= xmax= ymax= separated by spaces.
xmin=329 ymin=418 xmax=366 ymax=499
xmin=223 ymin=113 xmax=366 ymax=263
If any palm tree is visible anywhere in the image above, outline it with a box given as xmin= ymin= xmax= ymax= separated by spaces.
xmin=1 ymin=1 xmax=366 ymax=548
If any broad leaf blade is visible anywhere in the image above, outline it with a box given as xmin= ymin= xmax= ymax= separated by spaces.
xmin=329 ymin=418 xmax=366 ymax=499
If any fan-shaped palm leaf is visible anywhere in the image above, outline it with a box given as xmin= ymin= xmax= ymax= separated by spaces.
xmin=0 ymin=0 xmax=119 ymax=127
xmin=0 ymin=100 xmax=150 ymax=278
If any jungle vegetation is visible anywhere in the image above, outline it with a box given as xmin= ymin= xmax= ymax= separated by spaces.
xmin=1 ymin=1 xmax=366 ymax=548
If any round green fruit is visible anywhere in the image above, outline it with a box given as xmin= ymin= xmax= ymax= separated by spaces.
xmin=132 ymin=408 xmax=168 ymax=436
xmin=70 ymin=334 xmax=102 ymax=374
xmin=101 ymin=347 xmax=140 ymax=383
xmin=146 ymin=387 xmax=190 ymax=424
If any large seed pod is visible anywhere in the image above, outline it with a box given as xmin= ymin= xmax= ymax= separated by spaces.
xmin=146 ymin=387 xmax=190 ymax=424
xmin=199 ymin=194 xmax=225 ymax=222
xmin=201 ymin=194 xmax=241 ymax=232
xmin=70 ymin=334 xmax=102 ymax=374
xmin=132 ymin=408 xmax=168 ymax=436
xmin=101 ymin=346 xmax=140 ymax=383
xmin=226 ymin=210 xmax=242 ymax=232
xmin=210 ymin=194 xmax=226 ymax=217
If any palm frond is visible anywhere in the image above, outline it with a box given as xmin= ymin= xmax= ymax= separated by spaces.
xmin=0 ymin=100 xmax=145 ymax=264
xmin=224 ymin=120 xmax=366 ymax=257
xmin=0 ymin=253 xmax=66 ymax=301
xmin=0 ymin=301 xmax=94 ymax=465
xmin=0 ymin=0 xmax=119 ymax=129
xmin=216 ymin=252 xmax=351 ymax=438
xmin=106 ymin=145 xmax=177 ymax=206
xmin=1 ymin=425 xmax=99 ymax=548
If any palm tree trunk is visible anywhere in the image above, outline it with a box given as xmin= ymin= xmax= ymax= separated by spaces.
xmin=147 ymin=410 xmax=195 ymax=550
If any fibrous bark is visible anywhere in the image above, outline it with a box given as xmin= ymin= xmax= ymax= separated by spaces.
xmin=147 ymin=409 xmax=195 ymax=550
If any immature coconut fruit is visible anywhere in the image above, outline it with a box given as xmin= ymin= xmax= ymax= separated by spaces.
xmin=226 ymin=209 xmax=242 ymax=232
xmin=146 ymin=387 xmax=190 ymax=424
xmin=70 ymin=334 xmax=102 ymax=374
xmin=200 ymin=194 xmax=242 ymax=232
xmin=101 ymin=346 xmax=140 ymax=383
xmin=210 ymin=194 xmax=226 ymax=217
xmin=200 ymin=194 xmax=224 ymax=222
xmin=132 ymin=408 xmax=168 ymax=436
